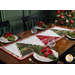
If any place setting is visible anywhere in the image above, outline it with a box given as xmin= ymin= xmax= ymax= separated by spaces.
xmin=34 ymin=21 xmax=49 ymax=30
xmin=0 ymin=32 xmax=18 ymax=44
xmin=33 ymin=36 xmax=59 ymax=62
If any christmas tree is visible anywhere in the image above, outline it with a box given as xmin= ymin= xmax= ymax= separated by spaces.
xmin=54 ymin=10 xmax=75 ymax=28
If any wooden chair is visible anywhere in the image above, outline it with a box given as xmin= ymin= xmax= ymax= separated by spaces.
xmin=22 ymin=14 xmax=39 ymax=31
xmin=0 ymin=20 xmax=11 ymax=37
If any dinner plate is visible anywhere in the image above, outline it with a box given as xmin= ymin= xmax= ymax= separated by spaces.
xmin=65 ymin=35 xmax=75 ymax=40
xmin=35 ymin=26 xmax=48 ymax=30
xmin=33 ymin=49 xmax=58 ymax=62
xmin=0 ymin=35 xmax=18 ymax=43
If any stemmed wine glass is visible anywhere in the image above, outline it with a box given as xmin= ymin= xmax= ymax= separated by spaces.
xmin=48 ymin=37 xmax=56 ymax=49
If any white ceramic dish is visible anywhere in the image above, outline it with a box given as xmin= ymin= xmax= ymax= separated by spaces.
xmin=35 ymin=26 xmax=48 ymax=30
xmin=33 ymin=49 xmax=58 ymax=62
xmin=0 ymin=35 xmax=18 ymax=43
xmin=65 ymin=35 xmax=75 ymax=40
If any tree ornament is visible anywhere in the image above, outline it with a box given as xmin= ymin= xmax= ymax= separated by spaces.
xmin=56 ymin=14 xmax=60 ymax=17
xmin=55 ymin=20 xmax=58 ymax=23
xmin=66 ymin=20 xmax=69 ymax=23
xmin=59 ymin=21 xmax=63 ymax=25
xmin=71 ymin=10 xmax=74 ymax=12
xmin=57 ymin=10 xmax=60 ymax=14
xmin=70 ymin=20 xmax=74 ymax=24
xmin=62 ymin=10 xmax=65 ymax=12
xmin=68 ymin=14 xmax=72 ymax=17
xmin=73 ymin=17 xmax=75 ymax=19
xmin=61 ymin=15 xmax=64 ymax=18
xmin=65 ymin=13 xmax=67 ymax=15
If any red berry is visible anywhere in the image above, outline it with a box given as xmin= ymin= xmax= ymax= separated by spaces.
xmin=41 ymin=47 xmax=48 ymax=53
xmin=44 ymin=52 xmax=49 ymax=57
xmin=4 ymin=33 xmax=8 ymax=38
xmin=40 ymin=21 xmax=43 ymax=24
xmin=38 ymin=22 xmax=42 ymax=27
xmin=48 ymin=49 xmax=53 ymax=55
xmin=41 ymin=49 xmax=46 ymax=53
xmin=8 ymin=32 xmax=12 ymax=36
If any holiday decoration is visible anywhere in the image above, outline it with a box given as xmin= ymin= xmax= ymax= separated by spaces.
xmin=70 ymin=20 xmax=74 ymax=24
xmin=55 ymin=20 xmax=58 ymax=23
xmin=54 ymin=10 xmax=75 ymax=28
xmin=57 ymin=10 xmax=60 ymax=14
xmin=66 ymin=20 xmax=69 ymax=23
xmin=62 ymin=10 xmax=65 ymax=12
xmin=68 ymin=14 xmax=72 ymax=17
xmin=56 ymin=14 xmax=60 ymax=17
xmin=61 ymin=15 xmax=64 ymax=18
xmin=59 ymin=21 xmax=63 ymax=25
xmin=71 ymin=10 xmax=74 ymax=12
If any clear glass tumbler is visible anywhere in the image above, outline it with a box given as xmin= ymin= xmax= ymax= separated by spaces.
xmin=31 ymin=27 xmax=37 ymax=34
xmin=48 ymin=37 xmax=56 ymax=49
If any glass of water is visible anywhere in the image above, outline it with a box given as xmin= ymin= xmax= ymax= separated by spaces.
xmin=31 ymin=27 xmax=37 ymax=34
xmin=48 ymin=37 xmax=56 ymax=49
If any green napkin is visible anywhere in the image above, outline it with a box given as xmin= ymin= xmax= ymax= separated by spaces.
xmin=3 ymin=34 xmax=15 ymax=41
xmin=51 ymin=29 xmax=75 ymax=38
xmin=32 ymin=45 xmax=59 ymax=61
xmin=35 ymin=23 xmax=49 ymax=28
xmin=16 ymin=43 xmax=58 ymax=61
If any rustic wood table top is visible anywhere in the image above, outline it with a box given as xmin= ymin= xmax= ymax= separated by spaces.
xmin=0 ymin=23 xmax=75 ymax=64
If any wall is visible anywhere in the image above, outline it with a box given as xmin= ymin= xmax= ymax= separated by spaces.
xmin=0 ymin=10 xmax=47 ymax=35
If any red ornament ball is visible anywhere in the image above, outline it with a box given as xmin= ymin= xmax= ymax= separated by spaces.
xmin=61 ymin=15 xmax=64 ymax=18
xmin=70 ymin=20 xmax=74 ymax=24
xmin=71 ymin=10 xmax=74 ymax=12
xmin=57 ymin=10 xmax=60 ymax=14
xmin=59 ymin=22 xmax=63 ymax=25
xmin=44 ymin=52 xmax=49 ymax=57
xmin=62 ymin=10 xmax=65 ymax=12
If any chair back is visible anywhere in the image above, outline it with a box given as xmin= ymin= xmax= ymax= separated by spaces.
xmin=0 ymin=20 xmax=11 ymax=36
xmin=22 ymin=14 xmax=39 ymax=31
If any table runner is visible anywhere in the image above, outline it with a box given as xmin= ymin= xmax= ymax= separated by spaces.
xmin=0 ymin=26 xmax=72 ymax=60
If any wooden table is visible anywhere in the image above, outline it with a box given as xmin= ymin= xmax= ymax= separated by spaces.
xmin=0 ymin=23 xmax=75 ymax=64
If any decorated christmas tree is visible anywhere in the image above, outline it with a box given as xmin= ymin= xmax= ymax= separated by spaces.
xmin=54 ymin=10 xmax=75 ymax=28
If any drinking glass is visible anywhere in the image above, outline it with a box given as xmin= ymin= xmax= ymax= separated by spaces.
xmin=31 ymin=27 xmax=37 ymax=34
xmin=48 ymin=37 xmax=56 ymax=49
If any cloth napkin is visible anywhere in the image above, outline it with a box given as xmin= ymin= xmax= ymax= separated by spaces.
xmin=50 ymin=29 xmax=70 ymax=36
xmin=16 ymin=43 xmax=58 ymax=61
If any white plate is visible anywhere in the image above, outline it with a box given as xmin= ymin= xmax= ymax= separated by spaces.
xmin=65 ymin=35 xmax=75 ymax=40
xmin=33 ymin=49 xmax=58 ymax=62
xmin=0 ymin=35 xmax=18 ymax=43
xmin=35 ymin=26 xmax=48 ymax=30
